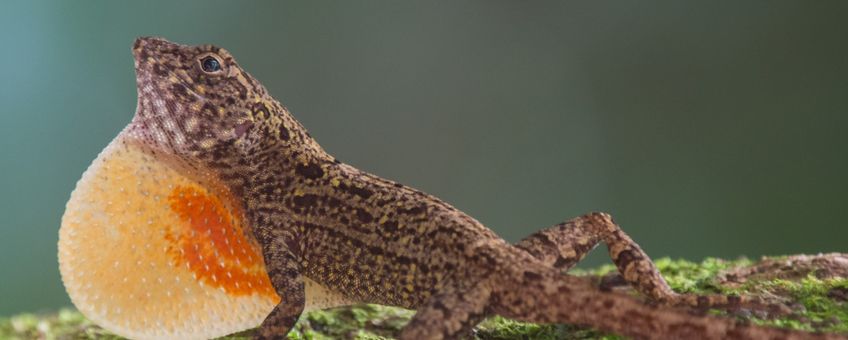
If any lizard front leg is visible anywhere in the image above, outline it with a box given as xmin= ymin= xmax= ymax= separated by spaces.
xmin=256 ymin=236 xmax=305 ymax=340
xmin=514 ymin=212 xmax=777 ymax=311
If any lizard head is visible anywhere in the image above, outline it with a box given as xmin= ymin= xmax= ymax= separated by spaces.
xmin=58 ymin=37 xmax=298 ymax=339
xmin=128 ymin=37 xmax=298 ymax=179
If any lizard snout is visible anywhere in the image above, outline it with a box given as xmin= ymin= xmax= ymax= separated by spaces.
xmin=132 ymin=36 xmax=176 ymax=55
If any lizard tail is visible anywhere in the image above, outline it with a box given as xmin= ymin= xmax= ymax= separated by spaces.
xmin=484 ymin=246 xmax=845 ymax=340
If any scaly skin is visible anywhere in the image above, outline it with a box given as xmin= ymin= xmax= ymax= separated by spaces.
xmin=58 ymin=37 xmax=846 ymax=340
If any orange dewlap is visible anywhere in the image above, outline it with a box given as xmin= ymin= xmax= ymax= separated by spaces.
xmin=59 ymin=136 xmax=279 ymax=339
xmin=60 ymin=134 xmax=353 ymax=339
xmin=166 ymin=185 xmax=276 ymax=299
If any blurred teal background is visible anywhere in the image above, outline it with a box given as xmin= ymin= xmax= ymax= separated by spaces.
xmin=1 ymin=1 xmax=846 ymax=316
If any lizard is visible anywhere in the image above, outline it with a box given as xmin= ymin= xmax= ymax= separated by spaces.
xmin=57 ymin=37 xmax=846 ymax=340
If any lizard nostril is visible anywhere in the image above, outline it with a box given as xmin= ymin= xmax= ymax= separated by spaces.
xmin=134 ymin=36 xmax=169 ymax=50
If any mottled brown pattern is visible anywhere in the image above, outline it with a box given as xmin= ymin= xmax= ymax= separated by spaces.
xmin=128 ymin=37 xmax=845 ymax=340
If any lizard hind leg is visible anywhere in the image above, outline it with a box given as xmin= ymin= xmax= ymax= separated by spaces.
xmin=514 ymin=212 xmax=679 ymax=301
xmin=513 ymin=212 xmax=784 ymax=313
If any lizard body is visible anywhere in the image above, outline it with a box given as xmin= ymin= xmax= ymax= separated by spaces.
xmin=58 ymin=37 xmax=845 ymax=340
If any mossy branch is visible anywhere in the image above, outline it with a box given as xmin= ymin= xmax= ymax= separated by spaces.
xmin=3 ymin=255 xmax=846 ymax=339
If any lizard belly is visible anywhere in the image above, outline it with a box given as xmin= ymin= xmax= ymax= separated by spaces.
xmin=59 ymin=135 xmax=349 ymax=340
xmin=303 ymin=277 xmax=355 ymax=311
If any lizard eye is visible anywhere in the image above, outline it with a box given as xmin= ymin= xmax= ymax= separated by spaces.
xmin=199 ymin=55 xmax=222 ymax=73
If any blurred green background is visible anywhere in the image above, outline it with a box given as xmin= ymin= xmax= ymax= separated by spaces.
xmin=1 ymin=1 xmax=846 ymax=316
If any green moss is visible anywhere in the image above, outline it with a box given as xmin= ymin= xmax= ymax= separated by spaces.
xmin=0 ymin=308 xmax=123 ymax=340
xmin=283 ymin=304 xmax=415 ymax=339
xmin=654 ymin=257 xmax=742 ymax=293
xmin=748 ymin=275 xmax=848 ymax=333
xmin=3 ymin=257 xmax=845 ymax=339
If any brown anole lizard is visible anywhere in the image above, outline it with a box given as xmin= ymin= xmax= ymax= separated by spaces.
xmin=57 ymin=37 xmax=845 ymax=340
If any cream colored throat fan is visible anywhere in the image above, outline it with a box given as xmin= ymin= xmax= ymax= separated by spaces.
xmin=58 ymin=135 xmax=279 ymax=339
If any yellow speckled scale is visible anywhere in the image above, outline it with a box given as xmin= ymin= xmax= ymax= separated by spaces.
xmin=58 ymin=134 xmax=350 ymax=340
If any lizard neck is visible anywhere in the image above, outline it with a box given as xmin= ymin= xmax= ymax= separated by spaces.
xmin=235 ymin=135 xmax=336 ymax=244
